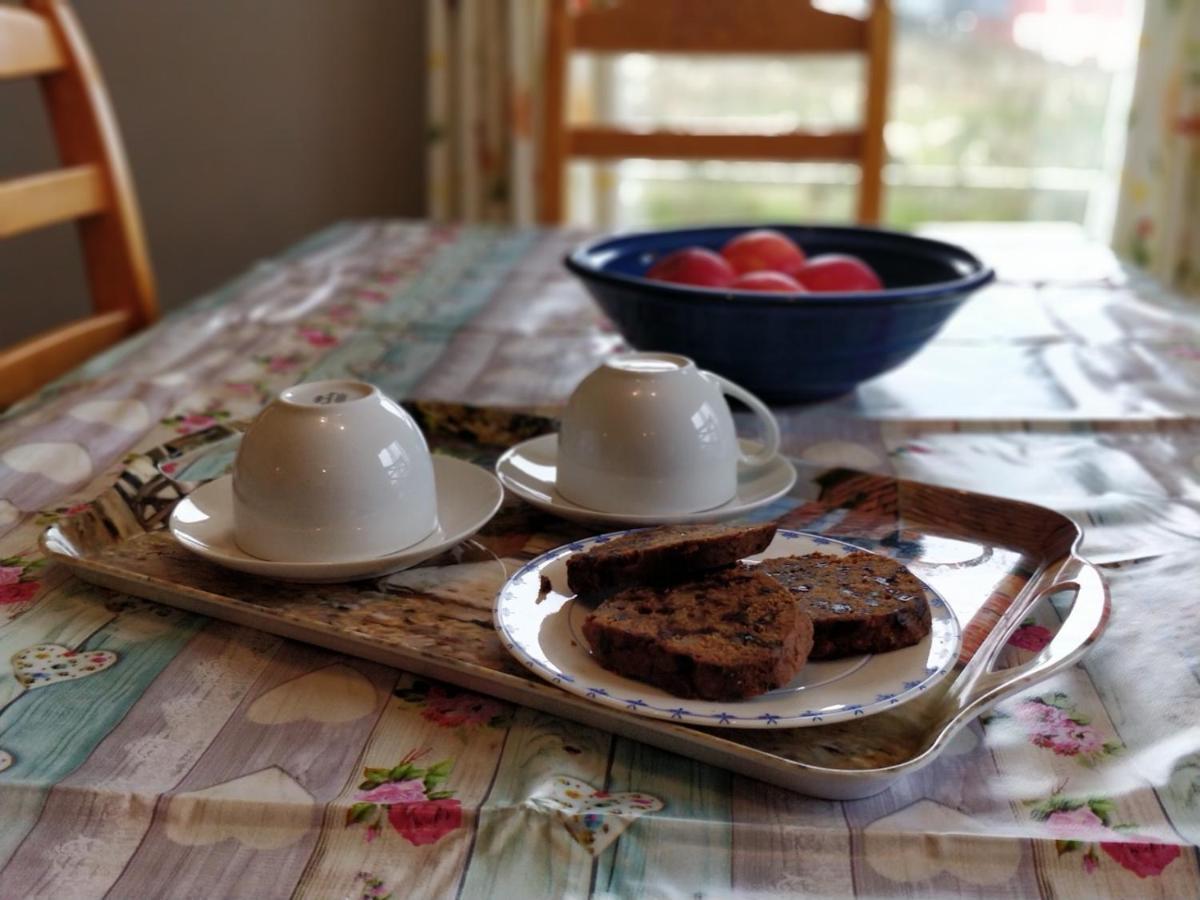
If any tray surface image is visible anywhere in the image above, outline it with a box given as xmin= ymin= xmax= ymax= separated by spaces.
xmin=41 ymin=402 xmax=1109 ymax=799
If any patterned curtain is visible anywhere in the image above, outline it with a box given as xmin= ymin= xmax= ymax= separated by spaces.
xmin=1113 ymin=0 xmax=1200 ymax=296
xmin=426 ymin=0 xmax=547 ymax=225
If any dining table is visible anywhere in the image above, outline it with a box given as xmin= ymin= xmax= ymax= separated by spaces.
xmin=0 ymin=218 xmax=1197 ymax=899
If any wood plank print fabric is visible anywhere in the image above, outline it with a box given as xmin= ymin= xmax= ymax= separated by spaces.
xmin=0 ymin=221 xmax=1197 ymax=897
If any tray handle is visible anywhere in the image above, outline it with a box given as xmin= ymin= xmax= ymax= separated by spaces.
xmin=944 ymin=555 xmax=1108 ymax=719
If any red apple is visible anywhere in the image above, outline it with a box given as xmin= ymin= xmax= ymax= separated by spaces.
xmin=645 ymin=247 xmax=736 ymax=287
xmin=730 ymin=271 xmax=805 ymax=293
xmin=720 ymin=229 xmax=806 ymax=275
xmin=792 ymin=254 xmax=883 ymax=292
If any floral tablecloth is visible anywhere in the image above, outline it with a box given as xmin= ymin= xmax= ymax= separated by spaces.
xmin=0 ymin=220 xmax=1198 ymax=898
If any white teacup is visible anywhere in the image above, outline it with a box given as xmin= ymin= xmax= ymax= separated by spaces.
xmin=232 ymin=380 xmax=438 ymax=563
xmin=556 ymin=352 xmax=781 ymax=515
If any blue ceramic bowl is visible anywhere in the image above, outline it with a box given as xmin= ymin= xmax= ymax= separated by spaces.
xmin=565 ymin=224 xmax=995 ymax=403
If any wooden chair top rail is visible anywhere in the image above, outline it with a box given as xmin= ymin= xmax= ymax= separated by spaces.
xmin=572 ymin=0 xmax=869 ymax=54
xmin=0 ymin=4 xmax=65 ymax=78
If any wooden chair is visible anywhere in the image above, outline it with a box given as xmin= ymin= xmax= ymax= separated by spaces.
xmin=0 ymin=0 xmax=156 ymax=408
xmin=538 ymin=0 xmax=892 ymax=225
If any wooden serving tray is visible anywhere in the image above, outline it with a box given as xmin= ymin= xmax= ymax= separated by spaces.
xmin=41 ymin=402 xmax=1109 ymax=799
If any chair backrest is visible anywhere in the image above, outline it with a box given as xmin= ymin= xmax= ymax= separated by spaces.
xmin=0 ymin=0 xmax=156 ymax=407
xmin=538 ymin=0 xmax=892 ymax=225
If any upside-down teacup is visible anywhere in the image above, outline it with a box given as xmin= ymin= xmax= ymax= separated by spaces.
xmin=556 ymin=352 xmax=781 ymax=516
xmin=232 ymin=379 xmax=438 ymax=563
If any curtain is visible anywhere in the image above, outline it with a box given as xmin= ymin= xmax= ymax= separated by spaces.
xmin=426 ymin=0 xmax=547 ymax=225
xmin=1113 ymin=0 xmax=1200 ymax=296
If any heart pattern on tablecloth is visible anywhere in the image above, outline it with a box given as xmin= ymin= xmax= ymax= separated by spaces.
xmin=246 ymin=664 xmax=378 ymax=725
xmin=864 ymin=799 xmax=1021 ymax=885
xmin=165 ymin=766 xmax=314 ymax=849
xmin=68 ymin=398 xmax=151 ymax=432
xmin=1 ymin=442 xmax=92 ymax=486
xmin=12 ymin=643 xmax=118 ymax=688
xmin=528 ymin=775 xmax=663 ymax=855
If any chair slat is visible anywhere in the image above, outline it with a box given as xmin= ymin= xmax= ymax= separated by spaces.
xmin=569 ymin=128 xmax=864 ymax=163
xmin=0 ymin=165 xmax=107 ymax=239
xmin=573 ymin=0 xmax=867 ymax=54
xmin=0 ymin=309 xmax=131 ymax=407
xmin=0 ymin=5 xmax=65 ymax=78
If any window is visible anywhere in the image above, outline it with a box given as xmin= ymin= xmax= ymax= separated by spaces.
xmin=565 ymin=0 xmax=1142 ymax=237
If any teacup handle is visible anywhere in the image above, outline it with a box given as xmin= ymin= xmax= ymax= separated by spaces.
xmin=704 ymin=372 xmax=781 ymax=469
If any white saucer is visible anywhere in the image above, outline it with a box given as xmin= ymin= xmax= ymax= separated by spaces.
xmin=169 ymin=456 xmax=503 ymax=583
xmin=495 ymin=530 xmax=961 ymax=729
xmin=494 ymin=433 xmax=797 ymax=527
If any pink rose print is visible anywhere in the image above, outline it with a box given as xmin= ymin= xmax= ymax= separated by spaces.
xmin=161 ymin=409 xmax=230 ymax=436
xmin=1009 ymin=623 xmax=1053 ymax=652
xmin=1100 ymin=839 xmax=1181 ymax=878
xmin=396 ymin=680 xmax=509 ymax=728
xmin=387 ymin=798 xmax=462 ymax=847
xmin=267 ymin=355 xmax=300 ymax=373
xmin=346 ymin=751 xmax=461 ymax=847
xmin=1042 ymin=722 xmax=1105 ymax=757
xmin=1010 ymin=694 xmax=1121 ymax=765
xmin=358 ymin=779 xmax=427 ymax=805
xmin=176 ymin=413 xmax=217 ymax=435
xmin=1046 ymin=806 xmax=1107 ymax=841
xmin=300 ymin=327 xmax=338 ymax=347
xmin=0 ymin=566 xmax=21 ymax=586
xmin=356 ymin=288 xmax=388 ymax=302
xmin=0 ymin=581 xmax=39 ymax=605
xmin=1028 ymin=795 xmax=1178 ymax=878
xmin=354 ymin=872 xmax=393 ymax=900
xmin=1031 ymin=722 xmax=1091 ymax=755
xmin=1170 ymin=345 xmax=1200 ymax=361
xmin=422 ymin=686 xmax=506 ymax=728
xmin=327 ymin=302 xmax=358 ymax=321
xmin=1015 ymin=699 xmax=1068 ymax=728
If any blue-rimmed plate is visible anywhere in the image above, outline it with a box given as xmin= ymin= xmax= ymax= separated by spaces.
xmin=494 ymin=529 xmax=961 ymax=729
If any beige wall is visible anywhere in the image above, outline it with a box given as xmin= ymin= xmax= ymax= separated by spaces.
xmin=1 ymin=0 xmax=427 ymax=345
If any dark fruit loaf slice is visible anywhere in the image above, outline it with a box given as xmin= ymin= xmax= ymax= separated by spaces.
xmin=581 ymin=565 xmax=813 ymax=701
xmin=758 ymin=551 xmax=932 ymax=659
xmin=566 ymin=522 xmax=777 ymax=597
